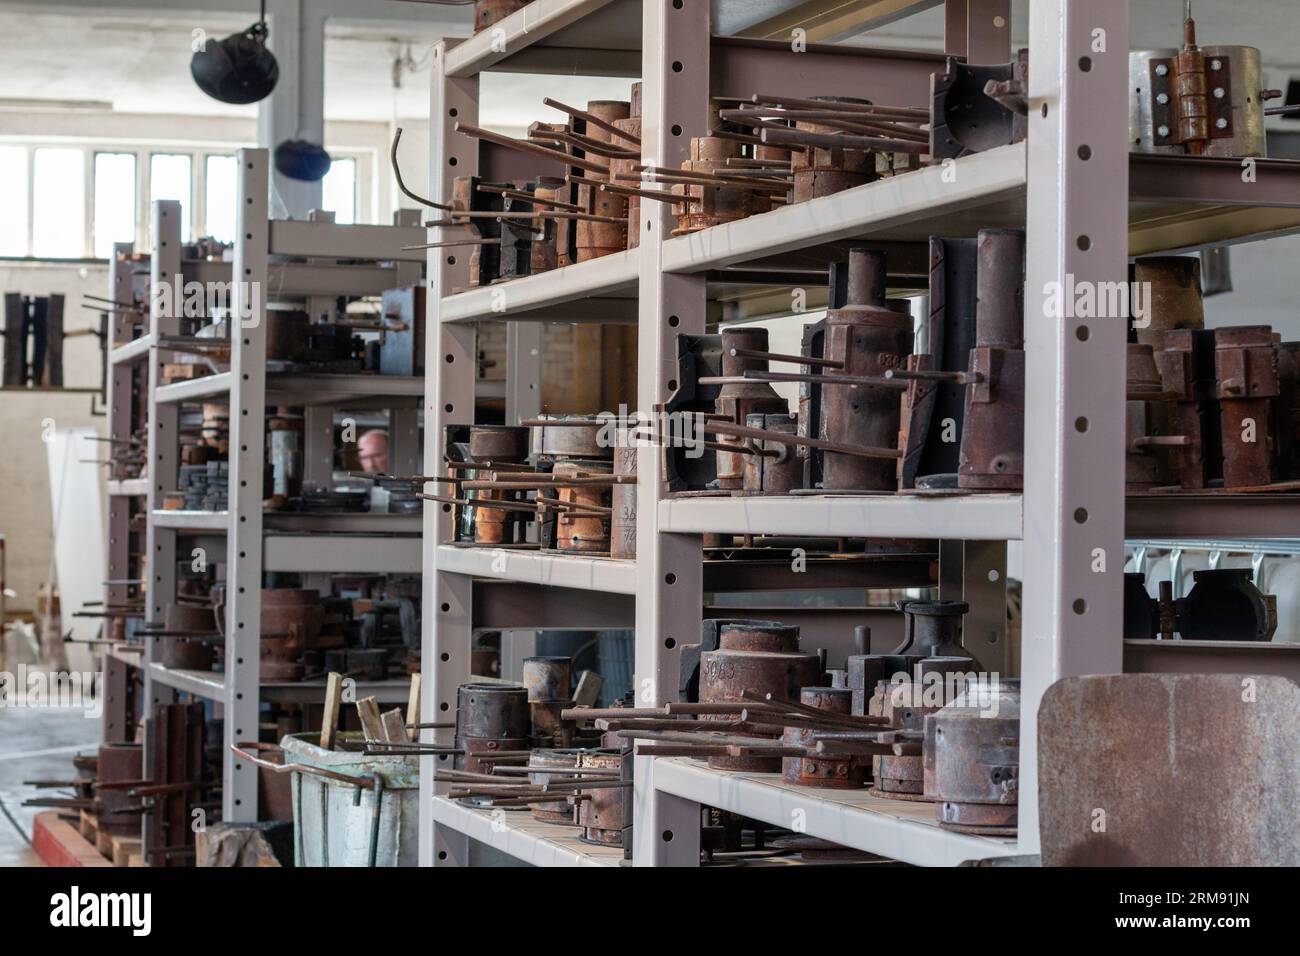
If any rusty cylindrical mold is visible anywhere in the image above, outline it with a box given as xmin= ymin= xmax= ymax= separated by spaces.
xmin=783 ymin=687 xmax=866 ymax=788
xmin=550 ymin=459 xmax=612 ymax=554
xmin=523 ymin=655 xmax=572 ymax=702
xmin=672 ymin=133 xmax=771 ymax=235
xmin=454 ymin=682 xmax=530 ymax=773
xmin=699 ymin=621 xmax=821 ymax=772
xmin=868 ymin=654 xmax=973 ymax=798
xmin=160 ymin=603 xmax=217 ymax=671
xmin=743 ymin=413 xmax=803 ymax=494
xmin=468 ymin=425 xmax=530 ymax=545
xmin=924 ymin=678 xmax=1020 ymax=833
xmin=530 ymin=416 xmax=612 ymax=461
xmin=469 ymin=424 xmax=530 ymax=461
xmin=528 ymin=749 xmax=582 ymax=824
xmin=574 ymin=100 xmax=630 ymax=261
xmin=523 ymin=655 xmax=572 ymax=745
xmin=260 ymin=589 xmax=324 ymax=664
xmin=958 ymin=229 xmax=1025 ymax=490
xmin=1215 ymin=326 xmax=1279 ymax=488
xmin=576 ymin=749 xmax=626 ymax=846
xmin=215 ymin=588 xmax=322 ymax=682
xmin=714 ymin=328 xmax=788 ymax=490
xmin=790 ymin=97 xmax=877 ymax=203
xmin=820 ymin=249 xmax=912 ymax=491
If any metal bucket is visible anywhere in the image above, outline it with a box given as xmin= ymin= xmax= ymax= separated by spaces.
xmin=235 ymin=734 xmax=420 ymax=867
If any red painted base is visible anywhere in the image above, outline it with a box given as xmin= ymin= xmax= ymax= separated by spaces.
xmin=31 ymin=812 xmax=112 ymax=868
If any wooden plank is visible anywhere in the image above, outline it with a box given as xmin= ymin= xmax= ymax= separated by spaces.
xmin=380 ymin=708 xmax=407 ymax=744
xmin=406 ymin=673 xmax=422 ymax=741
xmin=355 ymin=696 xmax=386 ymax=742
xmin=320 ymin=671 xmax=343 ymax=750
xmin=111 ymin=836 xmax=142 ymax=867
xmin=573 ymin=670 xmax=604 ymax=708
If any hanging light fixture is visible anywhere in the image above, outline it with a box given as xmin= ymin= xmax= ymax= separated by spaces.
xmin=190 ymin=0 xmax=279 ymax=106
xmin=274 ymin=140 xmax=333 ymax=182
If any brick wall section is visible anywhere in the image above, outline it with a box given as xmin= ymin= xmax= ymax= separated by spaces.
xmin=475 ymin=322 xmax=637 ymax=415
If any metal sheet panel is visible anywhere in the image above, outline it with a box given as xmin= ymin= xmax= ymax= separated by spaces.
xmin=1039 ymin=673 xmax=1300 ymax=866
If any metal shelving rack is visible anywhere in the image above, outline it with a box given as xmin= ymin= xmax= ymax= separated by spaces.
xmin=420 ymin=0 xmax=1300 ymax=867
xmin=101 ymin=241 xmax=152 ymax=747
xmin=136 ymin=149 xmax=426 ymax=845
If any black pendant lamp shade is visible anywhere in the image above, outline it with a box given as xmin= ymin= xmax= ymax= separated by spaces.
xmin=275 ymin=140 xmax=333 ymax=182
xmin=191 ymin=17 xmax=279 ymax=106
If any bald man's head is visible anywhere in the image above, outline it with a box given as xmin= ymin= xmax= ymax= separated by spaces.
xmin=358 ymin=430 xmax=389 ymax=474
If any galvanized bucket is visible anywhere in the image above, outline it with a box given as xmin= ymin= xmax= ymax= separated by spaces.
xmin=233 ymin=733 xmax=419 ymax=867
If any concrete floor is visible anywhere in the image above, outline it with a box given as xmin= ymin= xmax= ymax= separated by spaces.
xmin=0 ymin=706 xmax=102 ymax=866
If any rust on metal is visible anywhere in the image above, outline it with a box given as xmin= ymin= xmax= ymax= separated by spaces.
xmin=958 ymin=229 xmax=1025 ymax=490
xmin=713 ymin=328 xmax=788 ymax=490
xmin=698 ymin=621 xmax=821 ymax=772
xmin=820 ymin=249 xmax=911 ymax=491
xmin=924 ymin=679 xmax=1020 ymax=833
xmin=1215 ymin=325 xmax=1279 ymax=488
xmin=742 ymin=413 xmax=802 ymax=494
xmin=576 ymin=750 xmax=627 ymax=847
xmin=1039 ymin=674 xmax=1300 ymax=866
xmin=782 ymin=687 xmax=866 ymax=788
xmin=454 ymin=682 xmax=530 ymax=774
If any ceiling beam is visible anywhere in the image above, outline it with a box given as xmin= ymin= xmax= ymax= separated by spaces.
xmin=3 ymin=0 xmax=471 ymax=30
xmin=734 ymin=0 xmax=942 ymax=44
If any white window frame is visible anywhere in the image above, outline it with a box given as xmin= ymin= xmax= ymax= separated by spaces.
xmin=0 ymin=139 xmax=378 ymax=260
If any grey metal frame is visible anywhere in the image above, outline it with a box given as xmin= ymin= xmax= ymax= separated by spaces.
xmin=419 ymin=0 xmax=1288 ymax=868
xmin=135 ymin=149 xmax=426 ymax=846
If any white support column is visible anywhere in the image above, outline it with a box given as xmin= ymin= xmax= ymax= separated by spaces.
xmin=634 ymin=0 xmax=711 ymax=868
xmin=1020 ymin=0 xmax=1129 ymax=853
xmin=142 ymin=206 xmax=181 ymax=858
xmin=103 ymin=241 xmax=136 ymax=745
xmin=505 ymin=323 xmax=542 ymax=425
xmin=259 ymin=0 xmax=326 ymax=218
xmin=421 ymin=38 xmax=478 ymax=868
xmin=224 ymin=149 xmax=271 ymax=822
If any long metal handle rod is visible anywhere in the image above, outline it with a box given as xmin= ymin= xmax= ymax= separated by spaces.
xmin=529 ymin=127 xmax=639 ymax=160
xmin=759 ymin=125 xmax=929 ymax=156
xmin=455 ymin=122 xmax=610 ymax=175
xmin=596 ymin=180 xmax=699 ymax=205
xmin=698 ymin=419 xmax=903 ymax=461
xmin=391 ymin=127 xmax=452 ymax=210
xmin=745 ymin=94 xmax=929 ymax=120
xmin=541 ymin=96 xmax=641 ymax=146
xmin=729 ymin=347 xmax=843 ymax=369
xmin=476 ymin=184 xmax=584 ymax=211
